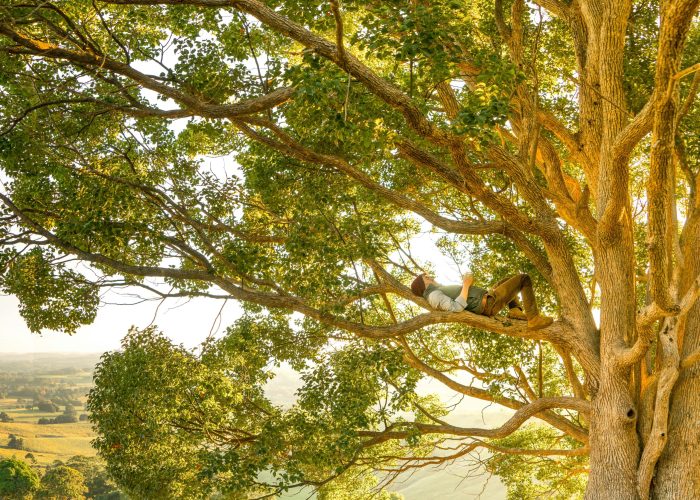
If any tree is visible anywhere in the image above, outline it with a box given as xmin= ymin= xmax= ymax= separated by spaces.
xmin=7 ymin=434 xmax=25 ymax=451
xmin=0 ymin=0 xmax=698 ymax=498
xmin=0 ymin=458 xmax=40 ymax=499
xmin=38 ymin=465 xmax=88 ymax=500
xmin=36 ymin=402 xmax=59 ymax=413
xmin=64 ymin=456 xmax=123 ymax=499
xmin=53 ymin=407 xmax=78 ymax=424
xmin=0 ymin=412 xmax=14 ymax=423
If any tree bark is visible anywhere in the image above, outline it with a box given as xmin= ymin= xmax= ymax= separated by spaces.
xmin=584 ymin=1 xmax=641 ymax=497
xmin=587 ymin=377 xmax=641 ymax=498
xmin=653 ymin=218 xmax=700 ymax=498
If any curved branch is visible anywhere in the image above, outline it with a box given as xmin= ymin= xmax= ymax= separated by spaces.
xmin=0 ymin=190 xmax=571 ymax=345
xmin=396 ymin=140 xmax=554 ymax=239
xmin=625 ymin=272 xmax=700 ymax=366
xmin=477 ymin=440 xmax=588 ymax=457
xmin=531 ymin=0 xmax=569 ymax=19
xmin=232 ymin=118 xmax=509 ymax=237
xmin=398 ymin=338 xmax=589 ymax=443
xmin=0 ymin=192 xmax=215 ymax=282
xmin=536 ymin=109 xmax=593 ymax=177
xmin=0 ymin=98 xmax=99 ymax=137
xmin=612 ymin=96 xmax=654 ymax=165
xmin=101 ymin=0 xmax=448 ymax=144
xmin=358 ymin=396 xmax=590 ymax=442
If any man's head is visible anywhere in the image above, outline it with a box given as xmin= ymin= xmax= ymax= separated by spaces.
xmin=410 ymin=273 xmax=436 ymax=297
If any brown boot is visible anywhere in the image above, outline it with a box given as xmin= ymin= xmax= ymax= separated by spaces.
xmin=507 ymin=307 xmax=528 ymax=320
xmin=527 ymin=314 xmax=553 ymax=330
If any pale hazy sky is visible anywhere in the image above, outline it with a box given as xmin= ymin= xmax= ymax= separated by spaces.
xmin=0 ymin=290 xmax=243 ymax=353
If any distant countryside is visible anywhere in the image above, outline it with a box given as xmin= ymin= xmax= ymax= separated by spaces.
xmin=0 ymin=353 xmax=124 ymax=498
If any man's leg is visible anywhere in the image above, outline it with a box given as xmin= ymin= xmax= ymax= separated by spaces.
xmin=486 ymin=274 xmax=539 ymax=319
xmin=486 ymin=273 xmax=552 ymax=329
xmin=488 ymin=276 xmax=521 ymax=310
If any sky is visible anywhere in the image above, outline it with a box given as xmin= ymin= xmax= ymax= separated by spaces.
xmin=0 ymin=290 xmax=243 ymax=353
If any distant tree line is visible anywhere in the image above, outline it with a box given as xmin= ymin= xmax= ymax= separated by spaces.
xmin=37 ymin=406 xmax=88 ymax=425
xmin=0 ymin=372 xmax=88 ymax=407
xmin=28 ymin=397 xmax=84 ymax=410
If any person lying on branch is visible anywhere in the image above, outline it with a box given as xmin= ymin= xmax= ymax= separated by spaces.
xmin=410 ymin=272 xmax=554 ymax=330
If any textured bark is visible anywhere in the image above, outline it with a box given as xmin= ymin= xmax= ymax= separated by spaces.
xmin=647 ymin=0 xmax=699 ymax=313
xmin=588 ymin=371 xmax=640 ymax=499
xmin=653 ymin=214 xmax=700 ymax=498
xmin=637 ymin=318 xmax=680 ymax=499
xmin=581 ymin=0 xmax=644 ymax=497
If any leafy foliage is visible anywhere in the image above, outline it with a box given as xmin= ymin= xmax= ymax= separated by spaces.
xmin=89 ymin=326 xmax=280 ymax=498
xmin=37 ymin=465 xmax=88 ymax=500
xmin=61 ymin=456 xmax=123 ymax=499
xmin=2 ymin=250 xmax=99 ymax=333
xmin=0 ymin=458 xmax=40 ymax=500
xmin=487 ymin=427 xmax=587 ymax=500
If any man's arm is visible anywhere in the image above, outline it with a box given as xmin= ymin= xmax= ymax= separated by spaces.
xmin=461 ymin=273 xmax=474 ymax=302
xmin=427 ymin=274 xmax=474 ymax=312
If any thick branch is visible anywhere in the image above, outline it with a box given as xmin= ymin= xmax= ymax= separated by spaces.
xmin=626 ymin=272 xmax=700 ymax=366
xmin=646 ymin=0 xmax=700 ymax=311
xmin=233 ymin=118 xmax=511 ymax=237
xmin=532 ymin=0 xmax=569 ymax=18
xmin=612 ymin=97 xmax=654 ymax=165
xmin=0 ymin=22 xmax=295 ymax=118
xmin=0 ymin=190 xmax=571 ymax=344
xmin=478 ymin=440 xmax=588 ymax=457
xmin=0 ymin=192 xmax=215 ymax=282
xmin=536 ymin=109 xmax=594 ymax=185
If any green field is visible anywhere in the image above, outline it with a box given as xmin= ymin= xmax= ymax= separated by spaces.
xmin=0 ymin=400 xmax=96 ymax=467
xmin=0 ymin=361 xmax=98 ymax=470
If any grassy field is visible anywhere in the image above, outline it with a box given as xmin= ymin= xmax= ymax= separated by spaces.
xmin=0 ymin=396 xmax=97 ymax=467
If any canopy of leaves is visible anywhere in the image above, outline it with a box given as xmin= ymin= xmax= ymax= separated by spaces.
xmin=0 ymin=458 xmax=40 ymax=499
xmin=37 ymin=465 xmax=88 ymax=500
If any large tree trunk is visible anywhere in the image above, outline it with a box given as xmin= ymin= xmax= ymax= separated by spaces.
xmin=584 ymin=1 xmax=641 ymax=496
xmin=586 ymin=240 xmax=641 ymax=499
xmin=587 ymin=372 xmax=641 ymax=499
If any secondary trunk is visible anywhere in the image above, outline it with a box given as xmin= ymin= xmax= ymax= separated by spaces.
xmin=653 ymin=317 xmax=700 ymax=498
xmin=653 ymin=217 xmax=700 ymax=498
